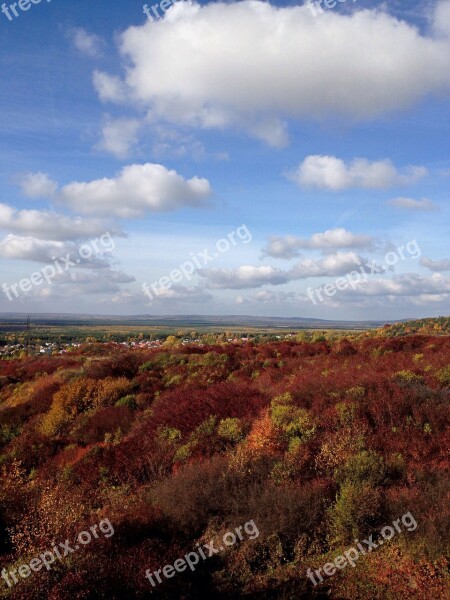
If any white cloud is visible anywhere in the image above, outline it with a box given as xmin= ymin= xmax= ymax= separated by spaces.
xmin=18 ymin=172 xmax=57 ymax=199
xmin=59 ymin=163 xmax=213 ymax=218
xmin=291 ymin=252 xmax=377 ymax=279
xmin=93 ymin=1 xmax=450 ymax=144
xmin=251 ymin=290 xmax=294 ymax=304
xmin=151 ymin=125 xmax=208 ymax=161
xmin=69 ymin=28 xmax=105 ymax=58
xmin=333 ymin=273 xmax=450 ymax=298
xmin=146 ymin=284 xmax=213 ymax=304
xmin=434 ymin=0 xmax=450 ymax=38
xmin=247 ymin=118 xmax=289 ymax=148
xmin=262 ymin=228 xmax=374 ymax=259
xmin=0 ymin=235 xmax=112 ymax=268
xmin=235 ymin=289 xmax=301 ymax=306
xmin=199 ymin=265 xmax=289 ymax=289
xmin=234 ymin=294 xmax=247 ymax=305
xmin=60 ymin=269 xmax=134 ymax=287
xmin=0 ymin=203 xmax=123 ymax=241
xmin=95 ymin=117 xmax=141 ymax=159
xmin=93 ymin=71 xmax=128 ymax=103
xmin=199 ymin=252 xmax=373 ymax=289
xmin=36 ymin=270 xmax=135 ymax=296
xmin=289 ymin=156 xmax=427 ymax=191
xmin=297 ymin=274 xmax=450 ymax=311
xmin=0 ymin=235 xmax=67 ymax=262
xmin=95 ymin=119 xmax=211 ymax=161
xmin=388 ymin=197 xmax=437 ymax=210
xmin=420 ymin=256 xmax=450 ymax=272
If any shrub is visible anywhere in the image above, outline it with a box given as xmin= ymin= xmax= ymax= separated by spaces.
xmin=218 ymin=418 xmax=243 ymax=443
xmin=173 ymin=416 xmax=219 ymax=463
xmin=152 ymin=455 xmax=236 ymax=534
xmin=94 ymin=377 xmax=133 ymax=407
xmin=0 ymin=423 xmax=20 ymax=447
xmin=328 ymin=481 xmax=381 ymax=544
xmin=115 ymin=395 xmax=137 ymax=409
xmin=335 ymin=339 xmax=357 ymax=356
xmin=385 ymin=452 xmax=406 ymax=481
xmin=346 ymin=385 xmax=365 ymax=401
xmin=316 ymin=431 xmax=366 ymax=475
xmin=436 ymin=365 xmax=450 ymax=387
xmin=335 ymin=401 xmax=358 ymax=427
xmin=394 ymin=370 xmax=425 ymax=385
xmin=270 ymin=393 xmax=316 ymax=443
xmin=39 ymin=377 xmax=132 ymax=437
xmin=157 ymin=427 xmax=182 ymax=445
xmin=270 ymin=438 xmax=313 ymax=484
xmin=85 ymin=351 xmax=144 ymax=378
xmin=334 ymin=450 xmax=385 ymax=486
xmin=149 ymin=381 xmax=267 ymax=435
xmin=70 ymin=407 xmax=134 ymax=445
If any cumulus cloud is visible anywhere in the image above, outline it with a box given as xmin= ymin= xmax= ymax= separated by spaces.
xmin=199 ymin=252 xmax=375 ymax=289
xmin=235 ymin=274 xmax=450 ymax=311
xmin=93 ymin=71 xmax=128 ymax=103
xmin=199 ymin=265 xmax=289 ymax=289
xmin=59 ymin=163 xmax=213 ymax=218
xmin=235 ymin=289 xmax=298 ymax=305
xmin=434 ymin=0 xmax=450 ymax=38
xmin=0 ymin=235 xmax=112 ymax=268
xmin=297 ymin=274 xmax=450 ymax=311
xmin=61 ymin=269 xmax=134 ymax=287
xmin=0 ymin=235 xmax=68 ymax=262
xmin=388 ymin=197 xmax=437 ymax=210
xmin=95 ymin=119 xmax=210 ymax=161
xmin=289 ymin=156 xmax=427 ymax=191
xmin=290 ymin=252 xmax=380 ymax=279
xmin=0 ymin=203 xmax=123 ymax=241
xmin=93 ymin=1 xmax=450 ymax=144
xmin=31 ymin=269 xmax=136 ymax=296
xmin=151 ymin=126 xmax=209 ymax=161
xmin=68 ymin=28 xmax=105 ymax=57
xmin=332 ymin=273 xmax=450 ymax=298
xmin=18 ymin=172 xmax=57 ymax=199
xmin=262 ymin=228 xmax=374 ymax=259
xmin=420 ymin=256 xmax=450 ymax=272
xmin=95 ymin=117 xmax=141 ymax=159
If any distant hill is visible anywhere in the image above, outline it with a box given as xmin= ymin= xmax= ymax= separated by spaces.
xmin=379 ymin=316 xmax=450 ymax=336
xmin=0 ymin=312 xmax=395 ymax=330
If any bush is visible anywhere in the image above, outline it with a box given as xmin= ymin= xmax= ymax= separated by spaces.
xmin=270 ymin=393 xmax=316 ymax=443
xmin=335 ymin=401 xmax=358 ymax=427
xmin=436 ymin=365 xmax=450 ymax=387
xmin=152 ymin=455 xmax=237 ymax=534
xmin=328 ymin=481 xmax=381 ymax=544
xmin=394 ymin=370 xmax=425 ymax=385
xmin=115 ymin=395 xmax=137 ymax=409
xmin=70 ymin=407 xmax=134 ymax=445
xmin=218 ymin=418 xmax=243 ymax=443
xmin=334 ymin=450 xmax=385 ymax=486
xmin=39 ymin=377 xmax=132 ymax=437
xmin=0 ymin=423 xmax=20 ymax=447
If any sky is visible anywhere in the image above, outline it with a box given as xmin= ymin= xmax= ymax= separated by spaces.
xmin=0 ymin=0 xmax=449 ymax=320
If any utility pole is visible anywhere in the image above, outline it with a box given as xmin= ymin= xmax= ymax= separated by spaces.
xmin=26 ymin=315 xmax=31 ymax=356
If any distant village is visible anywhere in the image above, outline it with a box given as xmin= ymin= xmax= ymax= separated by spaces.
xmin=0 ymin=333 xmax=299 ymax=358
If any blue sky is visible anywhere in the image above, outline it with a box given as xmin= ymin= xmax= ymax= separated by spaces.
xmin=0 ymin=0 xmax=449 ymax=319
